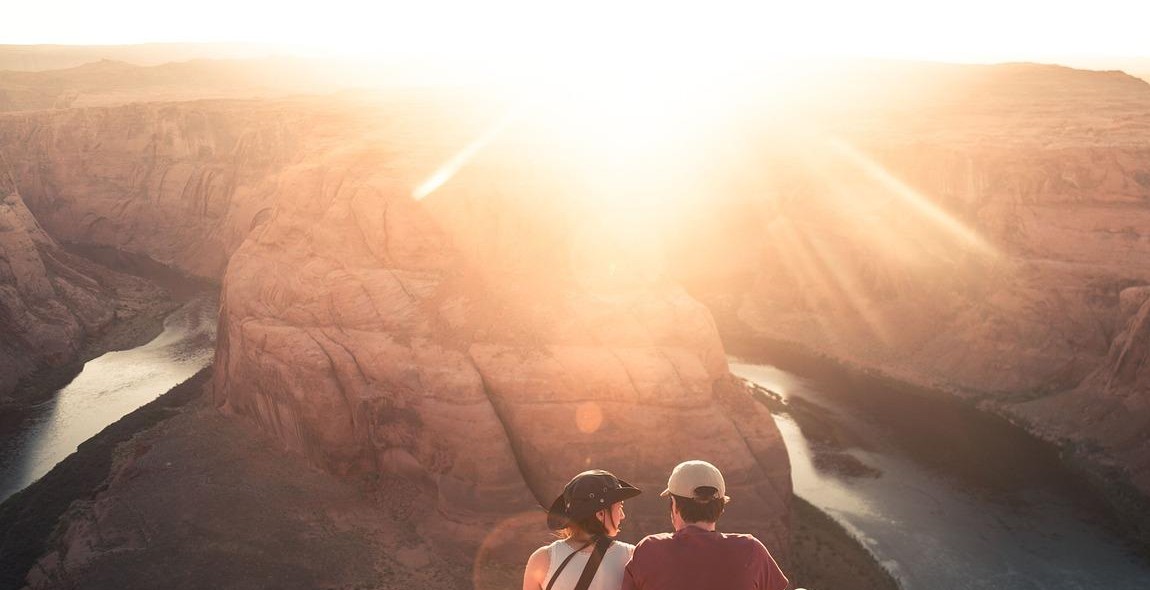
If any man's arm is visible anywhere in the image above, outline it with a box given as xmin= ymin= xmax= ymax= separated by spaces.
xmin=751 ymin=539 xmax=789 ymax=590
xmin=621 ymin=560 xmax=641 ymax=590
xmin=621 ymin=538 xmax=645 ymax=590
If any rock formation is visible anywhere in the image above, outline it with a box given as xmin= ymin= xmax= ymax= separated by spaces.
xmin=676 ymin=63 xmax=1150 ymax=502
xmin=27 ymin=58 xmax=1150 ymax=579
xmin=0 ymin=186 xmax=162 ymax=403
xmin=0 ymin=99 xmax=312 ymax=277
xmin=0 ymin=86 xmax=794 ymax=556
xmin=1017 ymin=285 xmax=1150 ymax=494
xmin=212 ymin=124 xmax=793 ymax=551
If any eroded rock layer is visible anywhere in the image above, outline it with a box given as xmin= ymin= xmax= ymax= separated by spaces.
xmin=211 ymin=130 xmax=793 ymax=551
xmin=0 ymin=100 xmax=339 ymax=278
xmin=678 ymin=64 xmax=1150 ymax=501
xmin=0 ymin=187 xmax=162 ymax=402
xmin=0 ymin=90 xmax=793 ymax=549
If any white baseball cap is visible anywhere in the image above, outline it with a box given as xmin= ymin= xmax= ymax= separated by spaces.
xmin=660 ymin=460 xmax=728 ymax=500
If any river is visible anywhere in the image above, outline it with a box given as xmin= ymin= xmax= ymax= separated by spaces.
xmin=730 ymin=359 xmax=1150 ymax=590
xmin=4 ymin=296 xmax=1149 ymax=588
xmin=0 ymin=294 xmax=217 ymax=503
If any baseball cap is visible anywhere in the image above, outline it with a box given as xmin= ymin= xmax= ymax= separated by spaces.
xmin=660 ymin=460 xmax=728 ymax=500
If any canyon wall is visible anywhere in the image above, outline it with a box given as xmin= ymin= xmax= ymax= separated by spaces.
xmin=0 ymin=90 xmax=306 ymax=401
xmin=17 ymin=59 xmax=1150 ymax=564
xmin=0 ymin=186 xmax=163 ymax=402
xmin=0 ymin=91 xmax=793 ymax=553
xmin=0 ymin=100 xmax=313 ymax=277
xmin=682 ymin=65 xmax=1150 ymax=500
xmin=211 ymin=120 xmax=793 ymax=551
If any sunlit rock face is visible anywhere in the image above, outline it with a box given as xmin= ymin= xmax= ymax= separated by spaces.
xmin=0 ymin=101 xmax=312 ymax=278
xmin=0 ymin=188 xmax=161 ymax=401
xmin=714 ymin=142 xmax=1150 ymax=394
xmin=0 ymin=87 xmax=793 ymax=559
xmin=673 ymin=63 xmax=1150 ymax=496
xmin=210 ymin=106 xmax=792 ymax=552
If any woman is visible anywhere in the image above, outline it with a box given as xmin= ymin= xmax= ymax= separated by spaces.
xmin=522 ymin=470 xmax=642 ymax=590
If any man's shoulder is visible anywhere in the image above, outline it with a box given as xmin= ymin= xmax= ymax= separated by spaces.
xmin=720 ymin=532 xmax=771 ymax=553
xmin=632 ymin=532 xmax=675 ymax=551
xmin=719 ymin=532 xmax=762 ymax=542
xmin=635 ymin=532 xmax=676 ymax=546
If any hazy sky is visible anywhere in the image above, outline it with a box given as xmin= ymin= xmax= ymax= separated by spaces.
xmin=6 ymin=0 xmax=1150 ymax=63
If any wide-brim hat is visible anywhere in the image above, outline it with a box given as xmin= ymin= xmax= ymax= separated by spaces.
xmin=546 ymin=469 xmax=642 ymax=530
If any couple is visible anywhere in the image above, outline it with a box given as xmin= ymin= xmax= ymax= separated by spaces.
xmin=522 ymin=460 xmax=789 ymax=590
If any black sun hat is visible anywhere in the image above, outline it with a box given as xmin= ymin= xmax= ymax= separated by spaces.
xmin=546 ymin=469 xmax=642 ymax=531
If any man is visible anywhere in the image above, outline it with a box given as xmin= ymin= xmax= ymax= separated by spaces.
xmin=622 ymin=460 xmax=789 ymax=590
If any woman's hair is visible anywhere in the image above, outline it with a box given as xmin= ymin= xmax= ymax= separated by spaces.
xmin=556 ymin=510 xmax=610 ymax=540
xmin=671 ymin=486 xmax=727 ymax=523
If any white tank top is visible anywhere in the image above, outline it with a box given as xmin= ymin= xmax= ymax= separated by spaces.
xmin=543 ymin=539 xmax=634 ymax=590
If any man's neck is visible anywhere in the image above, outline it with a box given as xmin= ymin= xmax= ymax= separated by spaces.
xmin=678 ymin=521 xmax=717 ymax=532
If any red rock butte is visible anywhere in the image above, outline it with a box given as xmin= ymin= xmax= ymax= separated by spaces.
xmin=0 ymin=89 xmax=793 ymax=560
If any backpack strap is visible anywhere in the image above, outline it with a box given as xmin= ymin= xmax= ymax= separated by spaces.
xmin=544 ymin=539 xmax=594 ymax=590
xmin=572 ymin=536 xmax=614 ymax=590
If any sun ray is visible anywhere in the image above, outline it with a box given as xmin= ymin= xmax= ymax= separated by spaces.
xmin=412 ymin=107 xmax=519 ymax=201
xmin=802 ymin=232 xmax=894 ymax=344
xmin=826 ymin=138 xmax=998 ymax=258
xmin=767 ymin=219 xmax=855 ymax=350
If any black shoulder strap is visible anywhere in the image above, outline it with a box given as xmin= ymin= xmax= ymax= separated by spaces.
xmin=572 ymin=536 xmax=613 ymax=590
xmin=544 ymin=540 xmax=593 ymax=590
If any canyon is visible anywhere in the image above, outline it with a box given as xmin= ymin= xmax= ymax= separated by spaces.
xmin=677 ymin=64 xmax=1150 ymax=522
xmin=0 ymin=185 xmax=167 ymax=405
xmin=4 ymin=54 xmax=1150 ymax=586
xmin=0 ymin=63 xmax=792 ymax=587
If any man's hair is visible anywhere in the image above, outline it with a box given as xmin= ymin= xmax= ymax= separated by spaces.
xmin=671 ymin=486 xmax=727 ymax=523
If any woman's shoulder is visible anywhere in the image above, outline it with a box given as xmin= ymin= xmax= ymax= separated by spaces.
xmin=610 ymin=540 xmax=636 ymax=556
xmin=523 ymin=544 xmax=554 ymax=590
xmin=534 ymin=539 xmax=567 ymax=559
xmin=528 ymin=544 xmax=553 ymax=565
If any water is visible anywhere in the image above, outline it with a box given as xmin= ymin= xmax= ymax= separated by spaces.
xmin=730 ymin=361 xmax=1150 ymax=590
xmin=0 ymin=294 xmax=217 ymax=503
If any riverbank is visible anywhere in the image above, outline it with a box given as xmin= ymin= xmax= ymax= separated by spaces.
xmin=65 ymin=243 xmax=217 ymax=362
xmin=0 ymin=368 xmax=212 ymax=590
xmin=721 ymin=326 xmax=1150 ymax=564
xmin=790 ymin=496 xmax=900 ymax=590
xmin=0 ymin=367 xmax=484 ymax=590
xmin=4 ymin=245 xmax=216 ymax=410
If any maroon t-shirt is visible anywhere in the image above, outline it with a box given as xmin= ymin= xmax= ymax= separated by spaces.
xmin=622 ymin=526 xmax=789 ymax=590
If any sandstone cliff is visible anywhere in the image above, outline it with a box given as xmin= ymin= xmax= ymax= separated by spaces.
xmin=678 ymin=63 xmax=1150 ymax=504
xmin=16 ymin=56 xmax=1150 ymax=584
xmin=0 ymin=186 xmax=163 ymax=403
xmin=0 ymin=90 xmax=794 ymax=563
xmin=212 ymin=121 xmax=793 ymax=552
xmin=0 ymin=99 xmax=317 ymax=278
